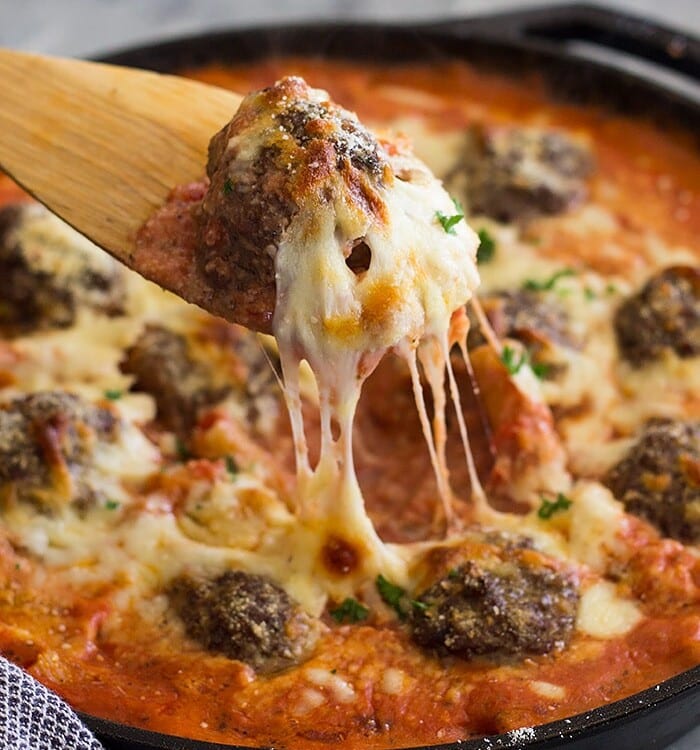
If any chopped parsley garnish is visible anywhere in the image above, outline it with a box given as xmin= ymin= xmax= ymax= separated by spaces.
xmin=175 ymin=437 xmax=190 ymax=461
xmin=225 ymin=455 xmax=238 ymax=477
xmin=524 ymin=268 xmax=576 ymax=292
xmin=537 ymin=492 xmax=573 ymax=520
xmin=501 ymin=345 xmax=549 ymax=380
xmin=330 ymin=597 xmax=369 ymax=624
xmin=584 ymin=287 xmax=596 ymax=301
xmin=606 ymin=283 xmax=618 ymax=295
xmin=104 ymin=499 xmax=120 ymax=511
xmin=376 ymin=574 xmax=404 ymax=611
xmin=435 ymin=198 xmax=464 ymax=235
xmin=223 ymin=178 xmax=234 ymax=196
xmin=476 ymin=228 xmax=496 ymax=263
xmin=376 ymin=574 xmax=426 ymax=620
xmin=500 ymin=345 xmax=528 ymax=375
xmin=103 ymin=389 xmax=122 ymax=401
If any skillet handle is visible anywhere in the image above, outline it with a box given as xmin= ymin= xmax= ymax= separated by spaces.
xmin=431 ymin=4 xmax=700 ymax=82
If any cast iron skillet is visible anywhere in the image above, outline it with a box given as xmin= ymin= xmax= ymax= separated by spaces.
xmin=79 ymin=4 xmax=700 ymax=749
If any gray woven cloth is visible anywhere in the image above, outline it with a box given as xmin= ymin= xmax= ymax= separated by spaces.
xmin=0 ymin=655 xmax=104 ymax=750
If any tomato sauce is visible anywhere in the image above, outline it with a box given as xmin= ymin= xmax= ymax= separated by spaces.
xmin=0 ymin=56 xmax=698 ymax=749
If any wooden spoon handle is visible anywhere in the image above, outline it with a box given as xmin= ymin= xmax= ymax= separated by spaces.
xmin=0 ymin=49 xmax=241 ymax=266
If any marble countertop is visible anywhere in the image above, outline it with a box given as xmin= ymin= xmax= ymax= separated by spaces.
xmin=0 ymin=2 xmax=698 ymax=749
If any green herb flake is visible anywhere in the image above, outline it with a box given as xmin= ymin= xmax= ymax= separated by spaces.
xmin=376 ymin=574 xmax=404 ymax=609
xmin=501 ymin=345 xmax=549 ymax=381
xmin=105 ymin=499 xmax=120 ymax=511
xmin=500 ymin=345 xmax=527 ymax=376
xmin=531 ymin=361 xmax=551 ymax=380
xmin=225 ymin=455 xmax=239 ymax=477
xmin=537 ymin=492 xmax=573 ymax=520
xmin=524 ymin=268 xmax=576 ymax=292
xmin=584 ymin=287 xmax=596 ymax=301
xmin=330 ymin=597 xmax=369 ymax=624
xmin=476 ymin=228 xmax=496 ymax=264
xmin=103 ymin=389 xmax=122 ymax=401
xmin=435 ymin=198 xmax=464 ymax=235
xmin=447 ymin=567 xmax=461 ymax=580
xmin=223 ymin=178 xmax=234 ymax=196
xmin=175 ymin=437 xmax=190 ymax=461
xmin=376 ymin=574 xmax=426 ymax=620
xmin=606 ymin=283 xmax=618 ymax=295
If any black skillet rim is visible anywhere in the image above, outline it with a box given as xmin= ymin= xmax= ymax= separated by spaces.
xmin=76 ymin=5 xmax=699 ymax=749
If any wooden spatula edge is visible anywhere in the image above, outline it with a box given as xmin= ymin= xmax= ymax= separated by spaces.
xmin=0 ymin=49 xmax=242 ymax=267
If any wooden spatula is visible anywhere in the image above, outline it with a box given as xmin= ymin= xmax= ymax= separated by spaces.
xmin=0 ymin=48 xmax=241 ymax=274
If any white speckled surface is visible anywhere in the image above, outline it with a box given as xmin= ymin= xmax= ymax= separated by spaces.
xmin=0 ymin=1 xmax=698 ymax=748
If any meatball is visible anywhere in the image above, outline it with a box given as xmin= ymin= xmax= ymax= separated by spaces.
xmin=445 ymin=125 xmax=592 ymax=223
xmin=168 ymin=570 xmax=320 ymax=672
xmin=120 ymin=325 xmax=230 ymax=435
xmin=614 ymin=266 xmax=700 ymax=366
xmin=0 ymin=204 xmax=125 ymax=336
xmin=0 ymin=391 xmax=118 ymax=509
xmin=410 ymin=547 xmax=579 ymax=659
xmin=469 ymin=290 xmax=574 ymax=349
xmin=195 ymin=76 xmax=389 ymax=330
xmin=604 ymin=420 xmax=700 ymax=543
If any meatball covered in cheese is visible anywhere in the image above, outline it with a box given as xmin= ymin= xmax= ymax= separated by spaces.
xmin=167 ymin=570 xmax=321 ymax=672
xmin=121 ymin=324 xmax=230 ymax=435
xmin=195 ymin=76 xmax=390 ymax=332
xmin=0 ymin=391 xmax=118 ymax=509
xmin=614 ymin=266 xmax=700 ymax=367
xmin=604 ymin=420 xmax=700 ymax=543
xmin=0 ymin=204 xmax=126 ymax=336
xmin=410 ymin=544 xmax=579 ymax=659
xmin=191 ymin=75 xmax=479 ymax=348
xmin=469 ymin=289 xmax=574 ymax=349
xmin=446 ymin=125 xmax=591 ymax=223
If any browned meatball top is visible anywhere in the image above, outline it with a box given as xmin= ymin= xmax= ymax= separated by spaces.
xmin=120 ymin=324 xmax=230 ymax=436
xmin=614 ymin=265 xmax=700 ymax=366
xmin=446 ymin=125 xmax=592 ymax=223
xmin=604 ymin=420 xmax=700 ymax=543
xmin=168 ymin=570 xmax=321 ymax=672
xmin=0 ymin=391 xmax=118 ymax=509
xmin=0 ymin=204 xmax=125 ymax=337
xmin=196 ymin=76 xmax=391 ymax=331
xmin=410 ymin=542 xmax=579 ymax=659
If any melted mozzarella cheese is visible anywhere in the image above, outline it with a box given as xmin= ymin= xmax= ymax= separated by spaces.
xmin=6 ymin=83 xmax=694 ymax=647
xmin=263 ymin=85 xmax=481 ymax=597
xmin=576 ymin=581 xmax=643 ymax=638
